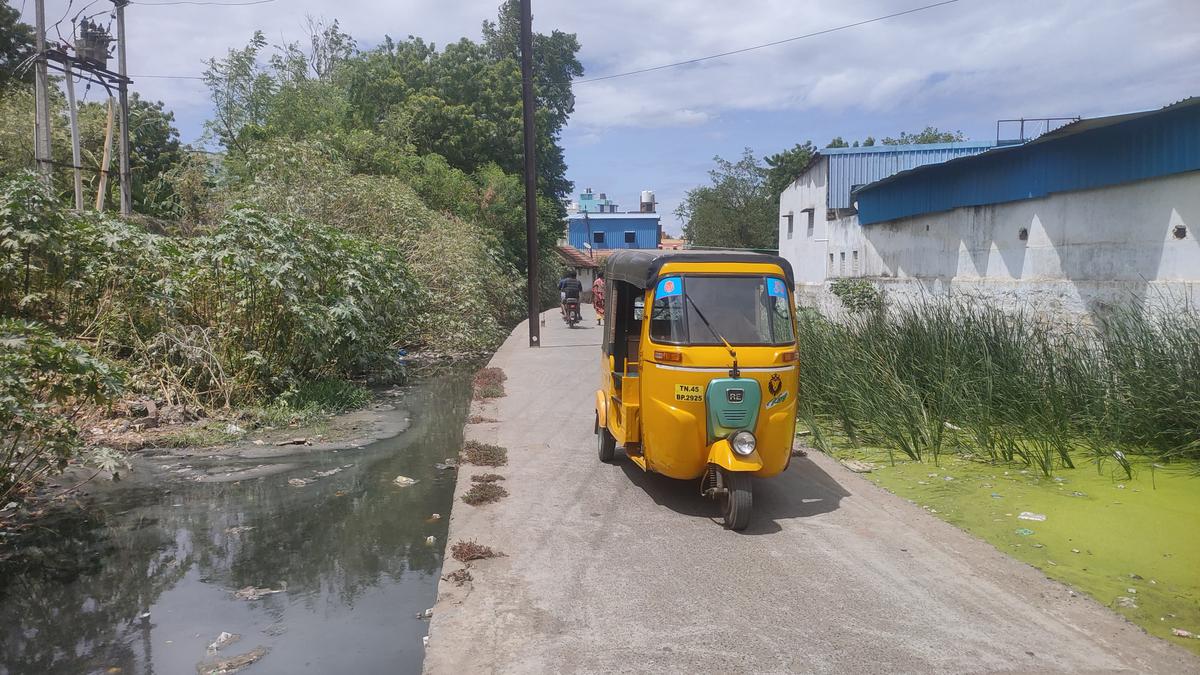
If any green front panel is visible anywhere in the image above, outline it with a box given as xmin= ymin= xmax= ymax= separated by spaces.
xmin=705 ymin=378 xmax=761 ymax=443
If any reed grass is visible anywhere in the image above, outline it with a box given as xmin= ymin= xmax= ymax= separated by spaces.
xmin=797 ymin=300 xmax=1200 ymax=474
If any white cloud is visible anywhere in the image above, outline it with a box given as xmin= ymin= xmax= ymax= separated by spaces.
xmin=25 ymin=0 xmax=1199 ymax=143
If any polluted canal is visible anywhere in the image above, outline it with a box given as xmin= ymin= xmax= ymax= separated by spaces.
xmin=0 ymin=371 xmax=475 ymax=674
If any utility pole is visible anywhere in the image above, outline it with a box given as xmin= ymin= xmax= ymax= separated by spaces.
xmin=33 ymin=0 xmax=53 ymax=181
xmin=519 ymin=0 xmax=540 ymax=347
xmin=96 ymin=98 xmax=115 ymax=210
xmin=64 ymin=61 xmax=84 ymax=209
xmin=114 ymin=0 xmax=132 ymax=217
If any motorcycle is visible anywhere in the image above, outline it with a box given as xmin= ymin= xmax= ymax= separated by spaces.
xmin=563 ymin=298 xmax=582 ymax=327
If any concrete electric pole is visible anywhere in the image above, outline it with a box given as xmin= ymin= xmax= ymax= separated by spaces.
xmin=114 ymin=0 xmax=132 ymax=217
xmin=32 ymin=0 xmax=53 ymax=181
xmin=520 ymin=0 xmax=540 ymax=347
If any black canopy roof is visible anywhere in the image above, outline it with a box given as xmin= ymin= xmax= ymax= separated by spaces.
xmin=604 ymin=249 xmax=794 ymax=290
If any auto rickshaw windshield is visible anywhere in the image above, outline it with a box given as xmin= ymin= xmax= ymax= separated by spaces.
xmin=649 ymin=275 xmax=794 ymax=346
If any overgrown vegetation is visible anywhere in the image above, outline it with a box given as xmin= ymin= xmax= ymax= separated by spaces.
xmin=797 ymin=301 xmax=1200 ymax=474
xmin=461 ymin=440 xmax=508 ymax=467
xmin=0 ymin=320 xmax=124 ymax=501
xmin=0 ymin=2 xmax=580 ymax=501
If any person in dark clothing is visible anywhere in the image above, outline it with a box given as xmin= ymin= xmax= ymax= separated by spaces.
xmin=558 ymin=270 xmax=583 ymax=318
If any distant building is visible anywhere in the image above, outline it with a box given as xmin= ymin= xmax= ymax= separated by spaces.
xmin=778 ymin=141 xmax=996 ymax=285
xmin=566 ymin=189 xmax=661 ymax=250
xmin=577 ymin=188 xmax=617 ymax=213
xmin=782 ymin=98 xmax=1200 ymax=318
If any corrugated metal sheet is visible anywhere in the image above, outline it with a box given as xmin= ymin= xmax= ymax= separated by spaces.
xmin=856 ymin=97 xmax=1200 ymax=225
xmin=567 ymin=214 xmax=661 ymax=250
xmin=825 ymin=142 xmax=995 ymax=209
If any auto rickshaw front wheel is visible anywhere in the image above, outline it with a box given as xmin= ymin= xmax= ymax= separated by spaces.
xmin=595 ymin=414 xmax=616 ymax=463
xmin=719 ymin=470 xmax=753 ymax=531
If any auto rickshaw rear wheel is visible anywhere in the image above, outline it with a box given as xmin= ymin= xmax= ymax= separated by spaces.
xmin=720 ymin=470 xmax=752 ymax=531
xmin=596 ymin=414 xmax=616 ymax=463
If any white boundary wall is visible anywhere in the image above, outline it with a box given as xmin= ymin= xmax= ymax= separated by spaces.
xmin=783 ymin=171 xmax=1200 ymax=320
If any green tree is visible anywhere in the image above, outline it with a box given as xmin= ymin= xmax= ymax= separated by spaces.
xmin=826 ymin=136 xmax=849 ymax=148
xmin=881 ymin=126 xmax=965 ymax=145
xmin=764 ymin=141 xmax=816 ymax=197
xmin=0 ymin=2 xmax=34 ymax=91
xmin=203 ymin=31 xmax=275 ymax=154
xmin=677 ymin=148 xmax=776 ymax=249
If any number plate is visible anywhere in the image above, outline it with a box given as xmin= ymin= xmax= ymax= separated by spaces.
xmin=674 ymin=384 xmax=703 ymax=402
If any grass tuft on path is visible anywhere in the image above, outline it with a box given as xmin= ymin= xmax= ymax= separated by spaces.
xmin=462 ymin=440 xmax=507 ymax=466
xmin=461 ymin=482 xmax=508 ymax=506
xmin=451 ymin=540 xmax=502 ymax=563
xmin=472 ymin=368 xmax=506 ymax=400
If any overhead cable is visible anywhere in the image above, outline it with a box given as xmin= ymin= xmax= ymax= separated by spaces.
xmin=574 ymin=0 xmax=961 ymax=85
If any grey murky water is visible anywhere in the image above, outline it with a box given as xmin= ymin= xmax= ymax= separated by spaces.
xmin=0 ymin=371 xmax=472 ymax=675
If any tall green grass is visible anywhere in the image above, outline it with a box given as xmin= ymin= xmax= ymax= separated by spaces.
xmin=796 ymin=301 xmax=1200 ymax=474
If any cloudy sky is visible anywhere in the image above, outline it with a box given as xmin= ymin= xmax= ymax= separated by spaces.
xmin=22 ymin=0 xmax=1200 ymax=234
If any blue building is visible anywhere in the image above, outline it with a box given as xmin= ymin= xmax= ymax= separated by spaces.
xmin=577 ymin=188 xmax=616 ymax=213
xmin=567 ymin=211 xmax=662 ymax=250
xmin=822 ymin=142 xmax=997 ymax=211
xmin=854 ymin=97 xmax=1200 ymax=224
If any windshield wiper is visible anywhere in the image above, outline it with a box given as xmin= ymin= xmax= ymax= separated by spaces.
xmin=683 ymin=293 xmax=740 ymax=378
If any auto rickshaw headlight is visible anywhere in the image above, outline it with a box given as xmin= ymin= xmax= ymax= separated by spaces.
xmin=731 ymin=431 xmax=756 ymax=456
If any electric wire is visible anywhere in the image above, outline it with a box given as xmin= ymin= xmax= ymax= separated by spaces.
xmin=70 ymin=0 xmax=961 ymax=88
xmin=131 ymin=0 xmax=275 ymax=6
xmin=130 ymin=73 xmax=205 ymax=79
xmin=574 ymin=0 xmax=960 ymax=84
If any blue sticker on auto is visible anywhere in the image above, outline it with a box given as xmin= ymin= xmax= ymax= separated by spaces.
xmin=656 ymin=277 xmax=682 ymax=298
xmin=767 ymin=278 xmax=787 ymax=298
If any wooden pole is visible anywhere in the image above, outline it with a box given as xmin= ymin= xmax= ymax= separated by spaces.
xmin=520 ymin=0 xmax=540 ymax=347
xmin=96 ymin=98 xmax=115 ymax=211
xmin=64 ymin=61 xmax=84 ymax=210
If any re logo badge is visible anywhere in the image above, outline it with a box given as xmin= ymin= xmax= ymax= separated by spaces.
xmin=768 ymin=373 xmax=783 ymax=396
xmin=674 ymin=384 xmax=703 ymax=402
xmin=726 ymin=389 xmax=744 ymax=403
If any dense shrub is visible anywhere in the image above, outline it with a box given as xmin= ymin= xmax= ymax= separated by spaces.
xmin=0 ymin=320 xmax=124 ymax=502
xmin=1 ymin=173 xmax=419 ymax=405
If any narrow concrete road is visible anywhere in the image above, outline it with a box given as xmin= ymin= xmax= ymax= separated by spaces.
xmin=426 ymin=308 xmax=1197 ymax=674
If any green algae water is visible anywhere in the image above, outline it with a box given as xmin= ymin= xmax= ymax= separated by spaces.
xmin=833 ymin=447 xmax=1200 ymax=654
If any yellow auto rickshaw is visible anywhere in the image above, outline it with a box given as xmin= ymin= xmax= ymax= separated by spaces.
xmin=594 ymin=250 xmax=799 ymax=530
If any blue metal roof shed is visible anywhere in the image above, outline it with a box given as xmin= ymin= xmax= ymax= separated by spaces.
xmin=822 ymin=142 xmax=996 ymax=209
xmin=568 ymin=212 xmax=662 ymax=250
xmin=855 ymin=97 xmax=1200 ymax=225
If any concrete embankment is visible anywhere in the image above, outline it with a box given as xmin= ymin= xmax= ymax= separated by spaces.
xmin=425 ymin=307 xmax=1197 ymax=674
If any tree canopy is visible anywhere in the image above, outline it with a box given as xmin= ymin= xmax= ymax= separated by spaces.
xmin=677 ymin=149 xmax=777 ymax=249
xmin=0 ymin=2 xmax=34 ymax=91
xmin=764 ymin=141 xmax=817 ymax=198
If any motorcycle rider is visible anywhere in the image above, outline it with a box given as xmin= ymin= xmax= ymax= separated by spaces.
xmin=558 ymin=270 xmax=583 ymax=320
